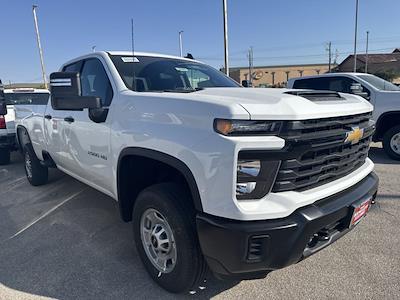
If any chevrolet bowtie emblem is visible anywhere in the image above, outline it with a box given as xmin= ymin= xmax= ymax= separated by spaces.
xmin=345 ymin=127 xmax=364 ymax=144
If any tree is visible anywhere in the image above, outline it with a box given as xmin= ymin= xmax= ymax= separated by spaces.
xmin=373 ymin=69 xmax=400 ymax=82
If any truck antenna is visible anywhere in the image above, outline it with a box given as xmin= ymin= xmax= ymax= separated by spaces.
xmin=131 ymin=18 xmax=136 ymax=91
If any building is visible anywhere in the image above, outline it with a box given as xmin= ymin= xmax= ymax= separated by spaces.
xmin=228 ymin=63 xmax=333 ymax=87
xmin=335 ymin=48 xmax=400 ymax=83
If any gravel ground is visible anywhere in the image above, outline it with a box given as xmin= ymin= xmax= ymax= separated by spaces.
xmin=0 ymin=144 xmax=399 ymax=300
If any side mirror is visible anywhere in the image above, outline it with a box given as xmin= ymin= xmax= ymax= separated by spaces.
xmin=350 ymin=83 xmax=369 ymax=99
xmin=0 ymin=80 xmax=7 ymax=115
xmin=242 ymin=80 xmax=250 ymax=87
xmin=50 ymin=72 xmax=102 ymax=111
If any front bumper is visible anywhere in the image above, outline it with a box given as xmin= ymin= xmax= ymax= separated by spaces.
xmin=0 ymin=133 xmax=17 ymax=149
xmin=196 ymin=172 xmax=378 ymax=280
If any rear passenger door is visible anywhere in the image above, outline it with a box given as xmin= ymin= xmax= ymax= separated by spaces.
xmin=45 ymin=61 xmax=82 ymax=167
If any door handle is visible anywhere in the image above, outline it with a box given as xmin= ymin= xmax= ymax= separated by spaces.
xmin=64 ymin=116 xmax=75 ymax=123
xmin=44 ymin=114 xmax=52 ymax=120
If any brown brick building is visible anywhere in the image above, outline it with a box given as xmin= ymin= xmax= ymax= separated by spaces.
xmin=228 ymin=63 xmax=333 ymax=87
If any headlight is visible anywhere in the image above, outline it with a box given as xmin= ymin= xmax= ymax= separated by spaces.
xmin=214 ymin=119 xmax=282 ymax=136
xmin=236 ymin=157 xmax=280 ymax=200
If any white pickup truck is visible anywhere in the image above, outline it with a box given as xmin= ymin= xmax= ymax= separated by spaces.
xmin=15 ymin=51 xmax=378 ymax=293
xmin=0 ymin=87 xmax=50 ymax=164
xmin=288 ymin=73 xmax=400 ymax=160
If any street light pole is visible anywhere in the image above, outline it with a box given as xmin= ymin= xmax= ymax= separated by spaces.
xmin=178 ymin=31 xmax=184 ymax=57
xmin=353 ymin=0 xmax=359 ymax=73
xmin=32 ymin=5 xmax=48 ymax=89
xmin=222 ymin=0 xmax=229 ymax=76
xmin=365 ymin=31 xmax=369 ymax=73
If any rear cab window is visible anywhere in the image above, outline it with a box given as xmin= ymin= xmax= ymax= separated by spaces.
xmin=5 ymin=91 xmax=49 ymax=105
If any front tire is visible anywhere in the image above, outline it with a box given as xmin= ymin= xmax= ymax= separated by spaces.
xmin=0 ymin=148 xmax=11 ymax=165
xmin=132 ymin=183 xmax=207 ymax=294
xmin=383 ymin=125 xmax=400 ymax=160
xmin=24 ymin=144 xmax=48 ymax=186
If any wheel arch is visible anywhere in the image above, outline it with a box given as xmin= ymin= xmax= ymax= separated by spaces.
xmin=117 ymin=147 xmax=203 ymax=222
xmin=16 ymin=125 xmax=31 ymax=151
xmin=374 ymin=111 xmax=400 ymax=141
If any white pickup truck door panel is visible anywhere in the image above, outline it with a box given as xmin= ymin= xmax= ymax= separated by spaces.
xmin=58 ymin=57 xmax=114 ymax=193
xmin=43 ymin=104 xmax=71 ymax=167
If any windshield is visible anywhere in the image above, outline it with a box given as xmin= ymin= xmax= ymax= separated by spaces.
xmin=5 ymin=93 xmax=49 ymax=105
xmin=110 ymin=55 xmax=240 ymax=92
xmin=357 ymin=74 xmax=400 ymax=91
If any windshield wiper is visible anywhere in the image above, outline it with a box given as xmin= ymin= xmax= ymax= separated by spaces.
xmin=162 ymin=87 xmax=204 ymax=93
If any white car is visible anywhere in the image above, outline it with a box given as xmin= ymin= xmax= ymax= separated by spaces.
xmin=15 ymin=52 xmax=378 ymax=293
xmin=287 ymin=73 xmax=400 ymax=159
xmin=0 ymin=88 xmax=49 ymax=164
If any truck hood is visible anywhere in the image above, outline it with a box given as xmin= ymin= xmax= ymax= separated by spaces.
xmin=195 ymin=88 xmax=373 ymax=120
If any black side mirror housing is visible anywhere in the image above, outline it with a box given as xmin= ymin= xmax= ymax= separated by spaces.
xmin=242 ymin=80 xmax=249 ymax=87
xmin=350 ymin=83 xmax=369 ymax=99
xmin=0 ymin=80 xmax=7 ymax=115
xmin=50 ymin=72 xmax=102 ymax=111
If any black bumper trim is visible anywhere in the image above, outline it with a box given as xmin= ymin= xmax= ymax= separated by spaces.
xmin=196 ymin=172 xmax=378 ymax=279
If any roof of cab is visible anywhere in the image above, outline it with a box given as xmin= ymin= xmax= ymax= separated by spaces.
xmin=62 ymin=51 xmax=204 ymax=67
xmin=288 ymin=72 xmax=369 ymax=82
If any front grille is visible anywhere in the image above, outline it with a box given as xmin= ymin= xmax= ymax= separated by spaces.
xmin=272 ymin=112 xmax=374 ymax=192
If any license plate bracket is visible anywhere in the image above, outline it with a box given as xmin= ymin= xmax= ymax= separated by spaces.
xmin=348 ymin=197 xmax=372 ymax=228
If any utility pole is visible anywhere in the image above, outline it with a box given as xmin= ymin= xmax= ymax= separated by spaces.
xmin=32 ymin=5 xmax=47 ymax=89
xmin=326 ymin=41 xmax=332 ymax=72
xmin=247 ymin=47 xmax=254 ymax=87
xmin=222 ymin=0 xmax=229 ymax=76
xmin=365 ymin=31 xmax=370 ymax=73
xmin=178 ymin=31 xmax=184 ymax=57
xmin=353 ymin=0 xmax=359 ymax=72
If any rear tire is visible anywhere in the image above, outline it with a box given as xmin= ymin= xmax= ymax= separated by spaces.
xmin=23 ymin=144 xmax=48 ymax=186
xmin=0 ymin=148 xmax=11 ymax=165
xmin=132 ymin=183 xmax=207 ymax=294
xmin=383 ymin=125 xmax=400 ymax=160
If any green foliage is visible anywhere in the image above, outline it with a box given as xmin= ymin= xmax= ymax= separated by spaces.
xmin=373 ymin=70 xmax=400 ymax=82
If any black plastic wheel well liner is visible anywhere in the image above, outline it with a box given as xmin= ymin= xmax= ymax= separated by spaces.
xmin=117 ymin=147 xmax=203 ymax=222
xmin=375 ymin=111 xmax=400 ymax=141
xmin=16 ymin=125 xmax=31 ymax=151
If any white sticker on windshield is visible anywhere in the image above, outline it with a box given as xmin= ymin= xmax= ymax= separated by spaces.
xmin=121 ymin=57 xmax=140 ymax=63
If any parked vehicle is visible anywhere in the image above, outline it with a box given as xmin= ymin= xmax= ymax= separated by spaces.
xmin=15 ymin=52 xmax=378 ymax=293
xmin=287 ymin=73 xmax=400 ymax=160
xmin=0 ymin=88 xmax=49 ymax=164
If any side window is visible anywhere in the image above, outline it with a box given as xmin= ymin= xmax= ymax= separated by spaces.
xmin=324 ymin=77 xmax=355 ymax=93
xmin=80 ymin=59 xmax=113 ymax=106
xmin=63 ymin=61 xmax=82 ymax=72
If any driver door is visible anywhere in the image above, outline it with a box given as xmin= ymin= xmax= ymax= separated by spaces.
xmin=61 ymin=58 xmax=114 ymax=194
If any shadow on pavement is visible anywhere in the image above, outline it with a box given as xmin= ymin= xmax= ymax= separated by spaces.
xmin=368 ymin=146 xmax=399 ymax=165
xmin=0 ymin=158 xmax=239 ymax=299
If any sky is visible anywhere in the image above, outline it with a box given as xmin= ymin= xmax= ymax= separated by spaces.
xmin=0 ymin=0 xmax=399 ymax=84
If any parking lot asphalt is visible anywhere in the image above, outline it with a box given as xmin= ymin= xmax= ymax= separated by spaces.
xmin=0 ymin=144 xmax=399 ymax=300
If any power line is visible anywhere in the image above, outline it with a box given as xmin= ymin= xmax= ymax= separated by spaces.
xmin=199 ymin=47 xmax=396 ymax=62
xmin=199 ymin=35 xmax=400 ymax=60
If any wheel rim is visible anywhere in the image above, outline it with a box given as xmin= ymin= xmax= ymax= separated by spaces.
xmin=140 ymin=208 xmax=177 ymax=274
xmin=390 ymin=132 xmax=400 ymax=155
xmin=25 ymin=151 xmax=33 ymax=179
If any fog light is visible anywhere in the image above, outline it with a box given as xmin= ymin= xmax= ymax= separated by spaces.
xmin=236 ymin=156 xmax=280 ymax=200
xmin=236 ymin=182 xmax=257 ymax=195
xmin=237 ymin=160 xmax=261 ymax=177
